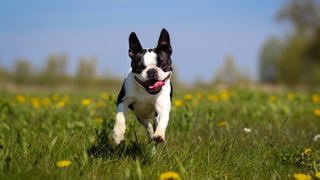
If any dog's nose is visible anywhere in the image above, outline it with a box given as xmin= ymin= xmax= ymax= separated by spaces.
xmin=147 ymin=68 xmax=158 ymax=79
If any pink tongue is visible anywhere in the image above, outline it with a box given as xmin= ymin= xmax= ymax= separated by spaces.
xmin=149 ymin=81 xmax=165 ymax=90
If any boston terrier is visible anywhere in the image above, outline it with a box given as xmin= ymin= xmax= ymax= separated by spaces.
xmin=112 ymin=28 xmax=173 ymax=145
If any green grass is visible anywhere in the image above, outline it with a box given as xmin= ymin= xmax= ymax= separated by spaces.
xmin=0 ymin=89 xmax=320 ymax=179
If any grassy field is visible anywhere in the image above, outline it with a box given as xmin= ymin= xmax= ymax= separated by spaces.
xmin=0 ymin=88 xmax=320 ymax=179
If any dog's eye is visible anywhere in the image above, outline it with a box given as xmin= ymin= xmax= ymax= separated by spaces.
xmin=131 ymin=59 xmax=146 ymax=74
xmin=159 ymin=61 xmax=172 ymax=71
xmin=160 ymin=62 xmax=167 ymax=69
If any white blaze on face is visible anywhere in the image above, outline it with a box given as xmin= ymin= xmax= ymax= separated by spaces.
xmin=136 ymin=50 xmax=171 ymax=82
xmin=143 ymin=51 xmax=157 ymax=66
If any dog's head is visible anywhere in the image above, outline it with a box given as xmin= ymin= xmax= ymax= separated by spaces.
xmin=128 ymin=28 xmax=172 ymax=94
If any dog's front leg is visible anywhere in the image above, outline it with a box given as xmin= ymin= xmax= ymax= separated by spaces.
xmin=153 ymin=106 xmax=170 ymax=143
xmin=112 ymin=103 xmax=128 ymax=145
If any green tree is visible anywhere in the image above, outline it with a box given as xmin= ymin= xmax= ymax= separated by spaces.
xmin=42 ymin=54 xmax=68 ymax=86
xmin=213 ymin=55 xmax=251 ymax=86
xmin=75 ymin=57 xmax=97 ymax=86
xmin=259 ymin=37 xmax=283 ymax=83
xmin=278 ymin=36 xmax=308 ymax=85
xmin=259 ymin=0 xmax=320 ymax=87
xmin=277 ymin=0 xmax=320 ymax=35
xmin=14 ymin=58 xmax=31 ymax=85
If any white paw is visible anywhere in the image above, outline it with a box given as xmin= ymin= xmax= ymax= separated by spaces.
xmin=112 ymin=124 xmax=125 ymax=145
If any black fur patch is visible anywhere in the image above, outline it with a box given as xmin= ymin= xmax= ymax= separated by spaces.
xmin=116 ymin=83 xmax=126 ymax=107
xmin=154 ymin=48 xmax=172 ymax=72
xmin=130 ymin=49 xmax=147 ymax=74
xmin=170 ymin=82 xmax=173 ymax=102
xmin=128 ymin=103 xmax=134 ymax=111
xmin=116 ymin=83 xmax=135 ymax=111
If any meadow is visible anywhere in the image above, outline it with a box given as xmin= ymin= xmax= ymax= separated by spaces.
xmin=0 ymin=88 xmax=320 ymax=179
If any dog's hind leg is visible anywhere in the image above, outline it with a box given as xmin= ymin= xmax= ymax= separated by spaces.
xmin=112 ymin=103 xmax=128 ymax=145
xmin=137 ymin=117 xmax=154 ymax=141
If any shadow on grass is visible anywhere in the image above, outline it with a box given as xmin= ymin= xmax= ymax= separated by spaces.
xmin=87 ymin=128 xmax=154 ymax=164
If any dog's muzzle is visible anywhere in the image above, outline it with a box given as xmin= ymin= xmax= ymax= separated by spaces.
xmin=134 ymin=74 xmax=170 ymax=94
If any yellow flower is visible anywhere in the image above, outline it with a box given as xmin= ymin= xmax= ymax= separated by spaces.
xmin=208 ymin=94 xmax=219 ymax=102
xmin=16 ymin=95 xmax=26 ymax=104
xmin=217 ymin=121 xmax=228 ymax=128
xmin=95 ymin=117 xmax=103 ymax=124
xmin=159 ymin=171 xmax=181 ymax=180
xmin=57 ymin=100 xmax=65 ymax=108
xmin=174 ymin=99 xmax=183 ymax=107
xmin=31 ymin=97 xmax=40 ymax=109
xmin=56 ymin=160 xmax=71 ymax=168
xmin=303 ymin=148 xmax=312 ymax=155
xmin=293 ymin=173 xmax=312 ymax=180
xmin=312 ymin=94 xmax=320 ymax=103
xmin=220 ymin=90 xmax=230 ymax=101
xmin=315 ymin=172 xmax=320 ymax=179
xmin=314 ymin=109 xmax=320 ymax=117
xmin=82 ymin=98 xmax=91 ymax=106
xmin=184 ymin=93 xmax=193 ymax=101
xmin=100 ymin=92 xmax=109 ymax=100
xmin=287 ymin=93 xmax=295 ymax=101
xmin=269 ymin=95 xmax=277 ymax=103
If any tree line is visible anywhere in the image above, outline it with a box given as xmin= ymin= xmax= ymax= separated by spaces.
xmin=0 ymin=54 xmax=121 ymax=88
xmin=260 ymin=0 xmax=320 ymax=88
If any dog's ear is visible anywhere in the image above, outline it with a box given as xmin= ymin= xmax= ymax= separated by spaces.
xmin=156 ymin=28 xmax=172 ymax=54
xmin=129 ymin=32 xmax=143 ymax=58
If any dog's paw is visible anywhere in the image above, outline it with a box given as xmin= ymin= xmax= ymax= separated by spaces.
xmin=153 ymin=135 xmax=165 ymax=143
xmin=113 ymin=135 xmax=123 ymax=146
xmin=112 ymin=131 xmax=125 ymax=146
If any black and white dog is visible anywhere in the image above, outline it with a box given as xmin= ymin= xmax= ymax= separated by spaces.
xmin=112 ymin=28 xmax=173 ymax=145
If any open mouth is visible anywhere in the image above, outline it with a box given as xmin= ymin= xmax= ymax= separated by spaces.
xmin=134 ymin=74 xmax=170 ymax=93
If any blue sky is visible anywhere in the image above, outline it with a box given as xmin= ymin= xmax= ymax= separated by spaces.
xmin=0 ymin=0 xmax=288 ymax=83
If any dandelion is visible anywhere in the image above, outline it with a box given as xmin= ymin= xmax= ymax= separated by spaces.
xmin=56 ymin=160 xmax=71 ymax=168
xmin=16 ymin=95 xmax=26 ymax=104
xmin=217 ymin=121 xmax=228 ymax=128
xmin=243 ymin=128 xmax=251 ymax=133
xmin=31 ymin=97 xmax=40 ymax=109
xmin=159 ymin=171 xmax=181 ymax=180
xmin=313 ymin=134 xmax=320 ymax=141
xmin=95 ymin=117 xmax=103 ymax=124
xmin=220 ymin=90 xmax=230 ymax=101
xmin=174 ymin=99 xmax=183 ymax=107
xmin=314 ymin=109 xmax=320 ymax=117
xmin=57 ymin=100 xmax=65 ymax=108
xmin=82 ymin=98 xmax=91 ymax=106
xmin=315 ymin=172 xmax=320 ymax=179
xmin=312 ymin=94 xmax=320 ymax=103
xmin=269 ymin=95 xmax=277 ymax=103
xmin=303 ymin=148 xmax=312 ymax=156
xmin=184 ymin=93 xmax=193 ymax=100
xmin=293 ymin=173 xmax=312 ymax=180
